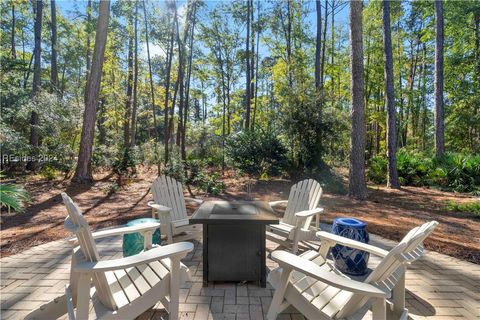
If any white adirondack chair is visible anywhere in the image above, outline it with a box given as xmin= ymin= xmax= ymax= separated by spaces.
xmin=58 ymin=193 xmax=193 ymax=320
xmin=267 ymin=179 xmax=324 ymax=253
xmin=267 ymin=221 xmax=438 ymax=320
xmin=148 ymin=175 xmax=203 ymax=244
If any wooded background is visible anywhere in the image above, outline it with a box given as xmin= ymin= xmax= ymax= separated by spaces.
xmin=1 ymin=0 xmax=479 ymax=198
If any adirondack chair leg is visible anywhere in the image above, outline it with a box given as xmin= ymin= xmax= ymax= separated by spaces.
xmin=169 ymin=257 xmax=181 ymax=320
xmin=143 ymin=230 xmax=153 ymax=250
xmin=266 ymin=267 xmax=292 ymax=320
xmin=75 ymin=273 xmax=91 ymax=320
xmin=156 ymin=209 xmax=174 ymax=244
xmin=371 ymin=297 xmax=387 ymax=320
xmin=292 ymin=228 xmax=301 ymax=254
xmin=392 ymin=267 xmax=406 ymax=315
xmin=318 ymin=240 xmax=334 ymax=259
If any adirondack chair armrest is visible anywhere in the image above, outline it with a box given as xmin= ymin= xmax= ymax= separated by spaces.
xmin=269 ymin=200 xmax=288 ymax=207
xmin=147 ymin=201 xmax=173 ymax=213
xmin=271 ymin=250 xmax=390 ymax=298
xmin=67 ymin=223 xmax=161 ymax=246
xmin=73 ymin=242 xmax=194 ymax=273
xmin=316 ymin=231 xmax=389 ymax=257
xmin=295 ymin=207 xmax=324 ymax=218
xmin=184 ymin=197 xmax=204 ymax=205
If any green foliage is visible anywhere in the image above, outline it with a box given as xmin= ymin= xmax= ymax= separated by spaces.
xmin=187 ymin=124 xmax=224 ymax=167
xmin=187 ymin=159 xmax=225 ymax=195
xmin=0 ymin=182 xmax=30 ymax=213
xmin=40 ymin=165 xmax=57 ymax=181
xmin=444 ymin=200 xmax=480 ymax=218
xmin=162 ymin=151 xmax=187 ymax=184
xmin=225 ymin=129 xmax=288 ymax=176
xmin=92 ymin=145 xmax=117 ymax=169
xmin=368 ymin=156 xmax=388 ymax=184
xmin=367 ymin=150 xmax=480 ymax=193
xmin=112 ymin=147 xmax=139 ymax=177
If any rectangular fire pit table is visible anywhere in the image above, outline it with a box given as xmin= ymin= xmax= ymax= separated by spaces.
xmin=190 ymin=200 xmax=279 ymax=287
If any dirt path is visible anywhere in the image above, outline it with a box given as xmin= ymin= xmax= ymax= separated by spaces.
xmin=1 ymin=168 xmax=479 ymax=264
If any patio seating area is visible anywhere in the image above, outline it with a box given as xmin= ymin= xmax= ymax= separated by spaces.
xmin=1 ymin=225 xmax=479 ymax=320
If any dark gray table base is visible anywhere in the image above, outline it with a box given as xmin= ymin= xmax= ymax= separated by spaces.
xmin=203 ymin=224 xmax=267 ymax=287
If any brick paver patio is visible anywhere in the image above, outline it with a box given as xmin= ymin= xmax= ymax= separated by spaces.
xmin=1 ymin=225 xmax=479 ymax=320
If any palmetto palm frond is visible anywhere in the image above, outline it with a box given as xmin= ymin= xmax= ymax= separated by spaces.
xmin=0 ymin=183 xmax=30 ymax=213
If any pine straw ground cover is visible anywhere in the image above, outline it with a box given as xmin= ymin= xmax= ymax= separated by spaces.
xmin=1 ymin=167 xmax=479 ymax=264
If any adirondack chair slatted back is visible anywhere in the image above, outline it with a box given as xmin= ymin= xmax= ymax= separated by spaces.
xmin=337 ymin=221 xmax=438 ymax=318
xmin=61 ymin=193 xmax=118 ymax=311
xmin=151 ymin=175 xmax=188 ymax=222
xmin=283 ymin=179 xmax=322 ymax=227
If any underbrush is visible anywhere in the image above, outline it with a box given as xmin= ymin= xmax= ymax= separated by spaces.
xmin=368 ymin=150 xmax=480 ymax=194
xmin=444 ymin=200 xmax=480 ymax=218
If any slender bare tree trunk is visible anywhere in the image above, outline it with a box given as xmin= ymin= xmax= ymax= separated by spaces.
xmin=183 ymin=1 xmax=198 ymax=161
xmin=434 ymin=0 xmax=445 ymax=157
xmin=124 ymin=13 xmax=134 ymax=149
xmin=320 ymin=1 xmax=328 ymax=88
xmin=163 ymin=7 xmax=175 ymax=163
xmin=174 ymin=1 xmax=186 ymax=149
xmin=85 ymin=0 xmax=92 ymax=83
xmin=27 ymin=0 xmax=43 ymax=171
xmin=73 ymin=0 xmax=110 ymax=183
xmin=382 ymin=0 xmax=400 ymax=189
xmin=245 ymin=0 xmax=252 ymax=130
xmin=252 ymin=0 xmax=261 ymax=130
xmin=50 ymin=0 xmax=58 ymax=92
xmin=142 ymin=0 xmax=159 ymax=172
xmin=11 ymin=3 xmax=16 ymax=58
xmin=130 ymin=0 xmax=139 ymax=146
xmin=348 ymin=0 xmax=367 ymax=200
xmin=315 ymin=0 xmax=322 ymax=96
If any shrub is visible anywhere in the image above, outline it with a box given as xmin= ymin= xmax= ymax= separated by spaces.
xmin=225 ymin=129 xmax=288 ymax=176
xmin=192 ymin=171 xmax=225 ymax=195
xmin=92 ymin=145 xmax=117 ymax=169
xmin=162 ymin=151 xmax=186 ymax=183
xmin=445 ymin=200 xmax=480 ymax=218
xmin=40 ymin=165 xmax=57 ymax=180
xmin=367 ymin=150 xmax=480 ymax=193
xmin=112 ymin=147 xmax=139 ymax=177
xmin=368 ymin=155 xmax=388 ymax=184
xmin=137 ymin=140 xmax=163 ymax=166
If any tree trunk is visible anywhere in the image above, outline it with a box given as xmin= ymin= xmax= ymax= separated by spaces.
xmin=320 ymin=1 xmax=328 ymax=88
xmin=331 ymin=0 xmax=335 ymax=107
xmin=245 ymin=0 xmax=252 ymax=130
xmin=315 ymin=0 xmax=322 ymax=93
xmin=27 ymin=0 xmax=43 ymax=171
xmin=175 ymin=3 xmax=186 ymax=150
xmin=124 ymin=36 xmax=133 ymax=149
xmin=163 ymin=8 xmax=175 ymax=164
xmin=474 ymin=12 xmax=480 ymax=151
xmin=130 ymin=0 xmax=139 ymax=146
xmin=382 ymin=0 xmax=400 ymax=189
xmin=72 ymin=0 xmax=110 ymax=183
xmin=183 ymin=1 xmax=198 ymax=161
xmin=348 ymin=0 xmax=367 ymax=200
xmin=85 ymin=0 xmax=92 ymax=83
xmin=252 ymin=0 xmax=261 ymax=130
xmin=287 ymin=0 xmax=292 ymax=87
xmin=434 ymin=0 xmax=445 ymax=157
xmin=11 ymin=3 xmax=16 ymax=58
xmin=50 ymin=0 xmax=58 ymax=92
xmin=143 ymin=0 xmax=159 ymax=172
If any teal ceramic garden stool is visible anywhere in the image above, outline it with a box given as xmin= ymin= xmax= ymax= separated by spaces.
xmin=123 ymin=218 xmax=161 ymax=257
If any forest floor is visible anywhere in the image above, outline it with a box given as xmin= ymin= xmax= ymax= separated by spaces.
xmin=1 ymin=166 xmax=479 ymax=264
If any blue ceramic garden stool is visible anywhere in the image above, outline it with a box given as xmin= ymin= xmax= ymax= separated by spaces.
xmin=123 ymin=218 xmax=161 ymax=257
xmin=331 ymin=217 xmax=370 ymax=276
